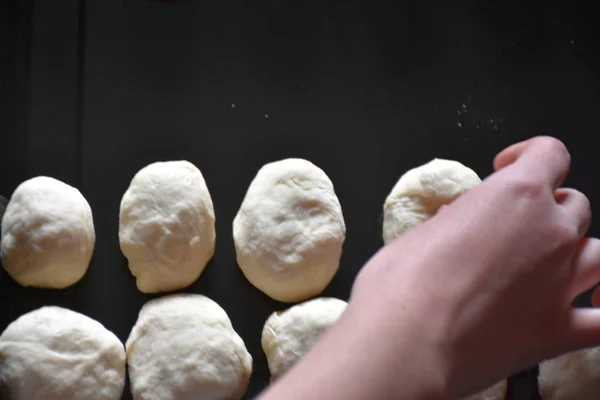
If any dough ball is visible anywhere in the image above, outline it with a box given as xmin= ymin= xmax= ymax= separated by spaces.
xmin=461 ymin=380 xmax=507 ymax=400
xmin=119 ymin=161 xmax=215 ymax=293
xmin=0 ymin=306 xmax=126 ymax=400
xmin=233 ymin=158 xmax=346 ymax=303
xmin=126 ymin=294 xmax=252 ymax=400
xmin=262 ymin=297 xmax=347 ymax=380
xmin=1 ymin=177 xmax=95 ymax=288
xmin=539 ymin=346 xmax=600 ymax=400
xmin=382 ymin=158 xmax=481 ymax=244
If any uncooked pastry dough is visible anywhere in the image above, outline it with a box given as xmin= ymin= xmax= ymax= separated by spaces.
xmin=0 ymin=306 xmax=126 ymax=400
xmin=126 ymin=294 xmax=252 ymax=400
xmin=233 ymin=158 xmax=346 ymax=303
xmin=119 ymin=161 xmax=215 ymax=293
xmin=262 ymin=297 xmax=347 ymax=380
xmin=382 ymin=158 xmax=481 ymax=244
xmin=461 ymin=380 xmax=507 ymax=400
xmin=1 ymin=176 xmax=95 ymax=288
xmin=539 ymin=346 xmax=600 ymax=400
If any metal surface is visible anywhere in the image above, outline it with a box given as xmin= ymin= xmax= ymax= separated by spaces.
xmin=1 ymin=1 xmax=599 ymax=399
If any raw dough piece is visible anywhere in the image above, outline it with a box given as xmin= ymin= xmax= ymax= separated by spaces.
xmin=539 ymin=346 xmax=600 ymax=400
xmin=382 ymin=158 xmax=481 ymax=244
xmin=262 ymin=297 xmax=347 ymax=380
xmin=119 ymin=161 xmax=215 ymax=293
xmin=126 ymin=294 xmax=252 ymax=400
xmin=233 ymin=158 xmax=346 ymax=302
xmin=1 ymin=177 xmax=95 ymax=288
xmin=0 ymin=306 xmax=126 ymax=400
xmin=461 ymin=380 xmax=507 ymax=400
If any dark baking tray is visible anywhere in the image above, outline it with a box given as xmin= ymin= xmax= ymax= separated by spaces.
xmin=1 ymin=1 xmax=599 ymax=399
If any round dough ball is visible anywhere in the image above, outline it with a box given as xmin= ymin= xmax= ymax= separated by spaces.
xmin=119 ymin=161 xmax=215 ymax=293
xmin=382 ymin=158 xmax=481 ymax=244
xmin=262 ymin=297 xmax=347 ymax=380
xmin=539 ymin=346 xmax=600 ymax=400
xmin=0 ymin=306 xmax=126 ymax=400
xmin=233 ymin=158 xmax=346 ymax=303
xmin=126 ymin=294 xmax=253 ymax=400
xmin=1 ymin=177 xmax=95 ymax=288
xmin=461 ymin=380 xmax=507 ymax=400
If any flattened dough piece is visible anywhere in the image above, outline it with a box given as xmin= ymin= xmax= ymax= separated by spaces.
xmin=1 ymin=177 xmax=95 ymax=288
xmin=233 ymin=158 xmax=346 ymax=303
xmin=461 ymin=380 xmax=507 ymax=400
xmin=119 ymin=161 xmax=215 ymax=293
xmin=382 ymin=158 xmax=481 ymax=244
xmin=126 ymin=294 xmax=253 ymax=400
xmin=0 ymin=306 xmax=126 ymax=400
xmin=539 ymin=346 xmax=600 ymax=400
xmin=262 ymin=297 xmax=347 ymax=380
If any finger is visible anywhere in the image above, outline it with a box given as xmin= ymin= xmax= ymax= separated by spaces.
xmin=566 ymin=308 xmax=600 ymax=349
xmin=493 ymin=136 xmax=571 ymax=189
xmin=493 ymin=138 xmax=536 ymax=171
xmin=570 ymin=238 xmax=600 ymax=299
xmin=555 ymin=188 xmax=592 ymax=236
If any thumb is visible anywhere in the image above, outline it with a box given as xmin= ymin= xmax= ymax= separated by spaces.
xmin=493 ymin=137 xmax=538 ymax=171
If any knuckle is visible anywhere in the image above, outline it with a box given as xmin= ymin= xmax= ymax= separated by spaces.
xmin=580 ymin=192 xmax=592 ymax=214
xmin=551 ymin=220 xmax=579 ymax=246
xmin=534 ymin=136 xmax=571 ymax=161
xmin=571 ymin=190 xmax=592 ymax=231
xmin=507 ymin=177 xmax=545 ymax=199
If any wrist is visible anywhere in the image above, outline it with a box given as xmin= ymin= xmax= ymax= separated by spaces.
xmin=259 ymin=294 xmax=452 ymax=400
xmin=343 ymin=293 xmax=454 ymax=400
xmin=349 ymin=252 xmax=458 ymax=399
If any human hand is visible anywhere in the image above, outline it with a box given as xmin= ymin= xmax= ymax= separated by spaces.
xmin=351 ymin=136 xmax=600 ymax=398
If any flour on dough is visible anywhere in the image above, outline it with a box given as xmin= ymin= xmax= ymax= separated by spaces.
xmin=126 ymin=294 xmax=253 ymax=400
xmin=0 ymin=306 xmax=126 ymax=400
xmin=233 ymin=158 xmax=346 ymax=303
xmin=119 ymin=161 xmax=215 ymax=293
xmin=461 ymin=380 xmax=507 ymax=400
xmin=1 ymin=176 xmax=95 ymax=288
xmin=382 ymin=158 xmax=481 ymax=244
xmin=262 ymin=297 xmax=347 ymax=380
xmin=539 ymin=346 xmax=600 ymax=400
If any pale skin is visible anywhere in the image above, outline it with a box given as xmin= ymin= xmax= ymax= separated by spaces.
xmin=258 ymin=136 xmax=600 ymax=399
